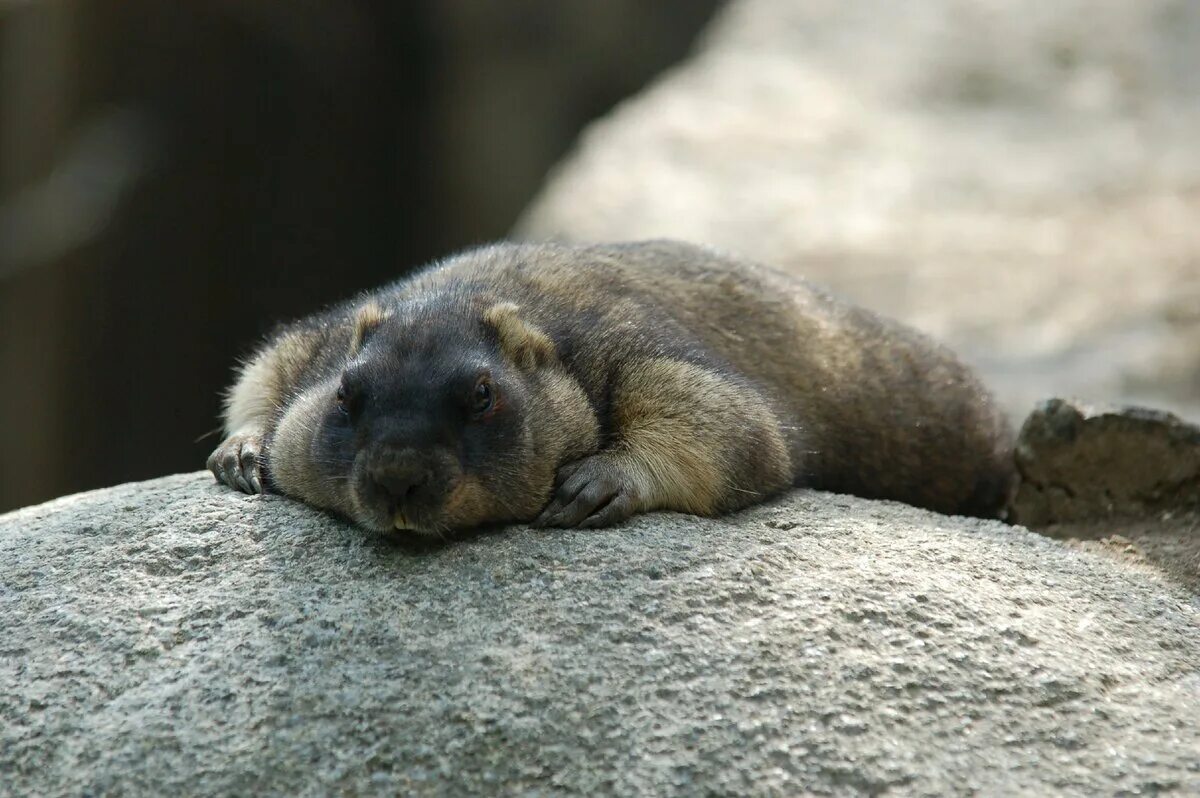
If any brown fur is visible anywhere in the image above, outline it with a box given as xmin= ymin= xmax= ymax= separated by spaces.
xmin=350 ymin=301 xmax=389 ymax=356
xmin=208 ymin=239 xmax=1015 ymax=534
xmin=482 ymin=302 xmax=556 ymax=370
xmin=611 ymin=358 xmax=791 ymax=515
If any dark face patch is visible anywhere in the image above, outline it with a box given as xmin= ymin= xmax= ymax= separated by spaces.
xmin=309 ymin=310 xmax=532 ymax=533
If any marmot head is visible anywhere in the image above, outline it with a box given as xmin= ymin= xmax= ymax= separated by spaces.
xmin=270 ymin=297 xmax=597 ymax=536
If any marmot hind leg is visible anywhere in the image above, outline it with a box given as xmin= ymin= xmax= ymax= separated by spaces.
xmin=534 ymin=358 xmax=793 ymax=528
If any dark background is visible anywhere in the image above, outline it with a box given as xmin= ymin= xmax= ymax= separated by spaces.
xmin=0 ymin=0 xmax=723 ymax=513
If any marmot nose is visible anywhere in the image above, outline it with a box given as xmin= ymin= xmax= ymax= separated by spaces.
xmin=370 ymin=466 xmax=430 ymax=506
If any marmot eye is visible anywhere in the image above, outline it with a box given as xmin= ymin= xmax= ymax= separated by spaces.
xmin=336 ymin=375 xmax=363 ymax=417
xmin=472 ymin=379 xmax=494 ymax=416
xmin=336 ymin=373 xmax=365 ymax=416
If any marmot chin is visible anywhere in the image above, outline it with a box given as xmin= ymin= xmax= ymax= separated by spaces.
xmin=208 ymin=240 xmax=1014 ymax=535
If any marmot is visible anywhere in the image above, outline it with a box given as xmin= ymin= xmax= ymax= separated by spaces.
xmin=208 ymin=240 xmax=1014 ymax=535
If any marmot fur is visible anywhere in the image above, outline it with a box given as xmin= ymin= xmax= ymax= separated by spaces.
xmin=208 ymin=240 xmax=1014 ymax=534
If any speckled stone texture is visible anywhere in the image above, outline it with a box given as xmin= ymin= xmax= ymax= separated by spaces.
xmin=2 ymin=473 xmax=1198 ymax=795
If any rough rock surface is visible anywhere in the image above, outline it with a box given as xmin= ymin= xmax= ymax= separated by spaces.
xmin=517 ymin=0 xmax=1200 ymax=422
xmin=3 ymin=473 xmax=1199 ymax=795
xmin=1011 ymin=398 xmax=1200 ymax=591
xmin=1013 ymin=398 xmax=1200 ymax=526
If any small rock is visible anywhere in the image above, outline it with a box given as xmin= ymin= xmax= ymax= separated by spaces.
xmin=1011 ymin=398 xmax=1200 ymax=526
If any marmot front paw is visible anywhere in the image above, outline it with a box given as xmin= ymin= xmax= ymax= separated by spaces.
xmin=207 ymin=430 xmax=264 ymax=494
xmin=533 ymin=455 xmax=643 ymax=529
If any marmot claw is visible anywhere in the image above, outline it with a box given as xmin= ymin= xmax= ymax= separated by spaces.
xmin=207 ymin=430 xmax=264 ymax=495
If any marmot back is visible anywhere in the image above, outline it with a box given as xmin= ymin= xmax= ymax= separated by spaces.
xmin=208 ymin=240 xmax=1015 ymax=534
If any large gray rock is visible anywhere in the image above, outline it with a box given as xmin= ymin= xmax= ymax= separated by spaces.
xmin=3 ymin=473 xmax=1198 ymax=795
xmin=517 ymin=0 xmax=1200 ymax=422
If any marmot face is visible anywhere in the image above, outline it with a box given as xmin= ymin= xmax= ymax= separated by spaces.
xmin=268 ymin=299 xmax=598 ymax=535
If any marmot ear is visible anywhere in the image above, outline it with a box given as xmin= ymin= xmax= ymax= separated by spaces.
xmin=350 ymin=300 xmax=389 ymax=355
xmin=482 ymin=302 xmax=556 ymax=370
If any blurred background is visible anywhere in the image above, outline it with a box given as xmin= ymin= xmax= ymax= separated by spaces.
xmin=3 ymin=0 xmax=1199 ymax=514
xmin=0 ymin=0 xmax=722 ymax=512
